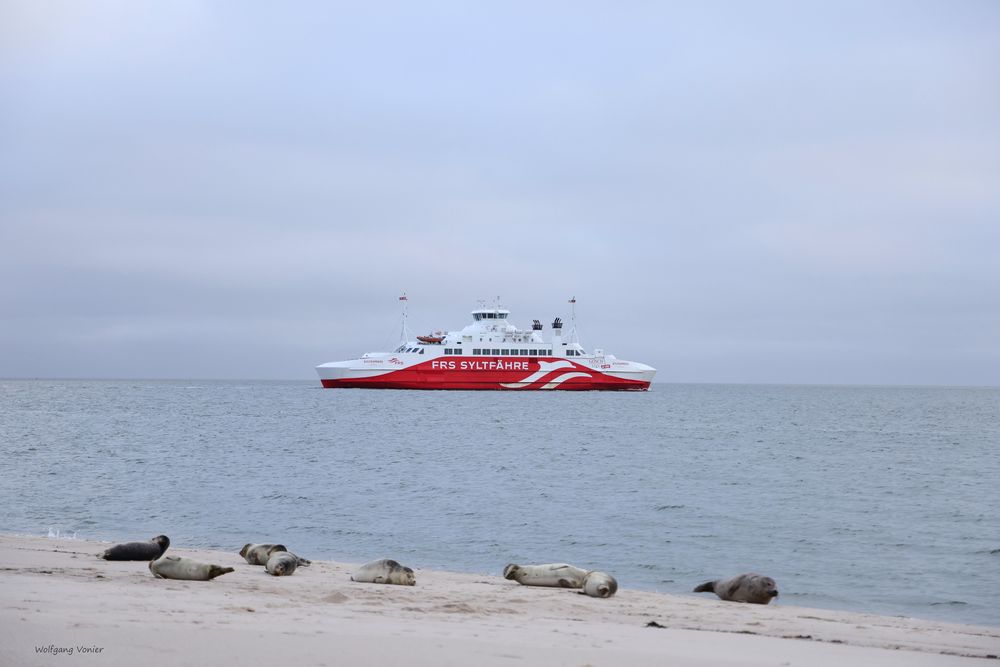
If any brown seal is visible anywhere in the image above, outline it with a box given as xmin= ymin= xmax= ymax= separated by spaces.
xmin=693 ymin=573 xmax=779 ymax=604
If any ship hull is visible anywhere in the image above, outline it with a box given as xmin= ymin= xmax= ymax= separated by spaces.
xmin=317 ymin=357 xmax=652 ymax=391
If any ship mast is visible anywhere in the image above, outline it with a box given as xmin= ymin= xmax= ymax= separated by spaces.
xmin=567 ymin=296 xmax=578 ymax=343
xmin=399 ymin=293 xmax=413 ymax=343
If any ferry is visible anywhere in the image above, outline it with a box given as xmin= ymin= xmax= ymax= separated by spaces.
xmin=316 ymin=299 xmax=655 ymax=390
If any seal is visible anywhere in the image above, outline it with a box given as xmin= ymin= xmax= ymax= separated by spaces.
xmin=240 ymin=543 xmax=312 ymax=567
xmin=503 ymin=563 xmax=589 ymax=589
xmin=693 ymin=573 xmax=779 ymax=604
xmin=240 ymin=543 xmax=287 ymax=565
xmin=350 ymin=558 xmax=416 ymax=585
xmin=579 ymin=570 xmax=618 ymax=598
xmin=149 ymin=555 xmax=234 ymax=581
xmin=99 ymin=535 xmax=169 ymax=561
xmin=265 ymin=551 xmax=298 ymax=577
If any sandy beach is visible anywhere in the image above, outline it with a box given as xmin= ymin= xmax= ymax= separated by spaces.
xmin=1 ymin=534 xmax=997 ymax=666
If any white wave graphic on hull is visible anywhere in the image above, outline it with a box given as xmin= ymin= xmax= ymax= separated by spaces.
xmin=540 ymin=372 xmax=592 ymax=389
xmin=500 ymin=360 xmax=592 ymax=389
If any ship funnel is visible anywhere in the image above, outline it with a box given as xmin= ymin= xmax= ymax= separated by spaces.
xmin=532 ymin=319 xmax=543 ymax=331
xmin=552 ymin=317 xmax=563 ymax=330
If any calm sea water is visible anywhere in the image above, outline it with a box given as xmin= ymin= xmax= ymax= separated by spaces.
xmin=1 ymin=380 xmax=998 ymax=626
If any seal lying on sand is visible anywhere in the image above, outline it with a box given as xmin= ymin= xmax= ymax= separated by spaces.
xmin=503 ymin=563 xmax=589 ymax=589
xmin=580 ymin=571 xmax=618 ymax=598
xmin=239 ymin=543 xmax=311 ymax=567
xmin=265 ymin=551 xmax=299 ymax=577
xmin=99 ymin=535 xmax=169 ymax=561
xmin=149 ymin=555 xmax=234 ymax=581
xmin=350 ymin=559 xmax=415 ymax=585
xmin=694 ymin=573 xmax=779 ymax=604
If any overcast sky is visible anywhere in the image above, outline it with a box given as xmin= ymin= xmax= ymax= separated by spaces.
xmin=1 ymin=1 xmax=998 ymax=384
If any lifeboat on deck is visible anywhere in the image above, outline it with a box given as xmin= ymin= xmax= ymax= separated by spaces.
xmin=416 ymin=334 xmax=445 ymax=344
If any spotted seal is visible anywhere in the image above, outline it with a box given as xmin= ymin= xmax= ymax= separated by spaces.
xmin=265 ymin=551 xmax=299 ymax=576
xmin=239 ymin=543 xmax=311 ymax=567
xmin=693 ymin=573 xmax=779 ymax=604
xmin=149 ymin=555 xmax=234 ymax=581
xmin=350 ymin=558 xmax=415 ymax=586
xmin=99 ymin=535 xmax=170 ymax=561
xmin=580 ymin=570 xmax=618 ymax=598
xmin=503 ymin=563 xmax=589 ymax=589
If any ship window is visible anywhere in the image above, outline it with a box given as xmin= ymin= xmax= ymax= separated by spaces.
xmin=472 ymin=348 xmax=480 ymax=354
xmin=501 ymin=349 xmax=509 ymax=355
xmin=419 ymin=349 xmax=425 ymax=354
xmin=491 ymin=348 xmax=500 ymax=355
xmin=530 ymin=349 xmax=538 ymax=355
xmin=519 ymin=349 xmax=528 ymax=355
xmin=499 ymin=313 xmax=506 ymax=319
xmin=567 ymin=349 xmax=575 ymax=356
xmin=444 ymin=349 xmax=451 ymax=355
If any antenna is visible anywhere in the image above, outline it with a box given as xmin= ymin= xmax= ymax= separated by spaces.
xmin=398 ymin=293 xmax=412 ymax=343
xmin=567 ymin=296 xmax=578 ymax=343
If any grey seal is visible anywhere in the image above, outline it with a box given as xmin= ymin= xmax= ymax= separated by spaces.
xmin=265 ymin=551 xmax=298 ymax=577
xmin=580 ymin=571 xmax=618 ymax=598
xmin=693 ymin=573 xmax=779 ymax=604
xmin=240 ymin=543 xmax=311 ymax=567
xmin=350 ymin=559 xmax=415 ymax=585
xmin=99 ymin=535 xmax=170 ymax=561
xmin=503 ymin=563 xmax=588 ymax=589
xmin=149 ymin=555 xmax=234 ymax=581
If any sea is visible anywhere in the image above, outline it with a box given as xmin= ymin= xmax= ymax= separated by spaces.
xmin=1 ymin=380 xmax=998 ymax=627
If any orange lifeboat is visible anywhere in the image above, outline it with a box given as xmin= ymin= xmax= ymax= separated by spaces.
xmin=417 ymin=335 xmax=444 ymax=344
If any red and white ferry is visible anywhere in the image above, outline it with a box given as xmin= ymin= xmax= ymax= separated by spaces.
xmin=316 ymin=301 xmax=655 ymax=390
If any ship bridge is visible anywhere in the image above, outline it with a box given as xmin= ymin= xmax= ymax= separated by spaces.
xmin=470 ymin=307 xmax=510 ymax=321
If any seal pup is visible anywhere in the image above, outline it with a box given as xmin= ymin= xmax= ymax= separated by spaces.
xmin=503 ymin=563 xmax=588 ymax=589
xmin=99 ymin=535 xmax=169 ymax=561
xmin=693 ymin=573 xmax=779 ymax=604
xmin=265 ymin=551 xmax=298 ymax=577
xmin=149 ymin=555 xmax=234 ymax=581
xmin=240 ymin=543 xmax=311 ymax=567
xmin=580 ymin=571 xmax=618 ymax=598
xmin=350 ymin=559 xmax=415 ymax=585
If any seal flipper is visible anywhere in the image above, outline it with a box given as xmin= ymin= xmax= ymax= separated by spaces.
xmin=207 ymin=566 xmax=234 ymax=580
xmin=693 ymin=581 xmax=716 ymax=593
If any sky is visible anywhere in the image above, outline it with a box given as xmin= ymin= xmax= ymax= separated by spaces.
xmin=1 ymin=1 xmax=998 ymax=384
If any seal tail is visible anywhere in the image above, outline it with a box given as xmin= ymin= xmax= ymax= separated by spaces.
xmin=693 ymin=581 xmax=715 ymax=593
xmin=208 ymin=566 xmax=235 ymax=580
